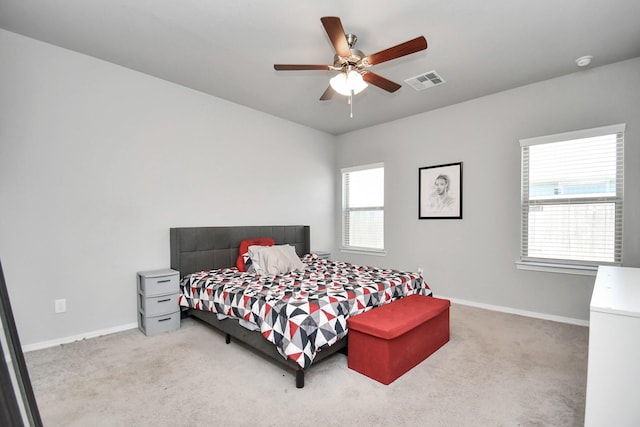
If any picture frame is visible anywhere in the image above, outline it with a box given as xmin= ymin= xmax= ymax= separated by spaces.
xmin=419 ymin=162 xmax=463 ymax=219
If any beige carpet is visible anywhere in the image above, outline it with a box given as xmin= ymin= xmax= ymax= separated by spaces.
xmin=25 ymin=304 xmax=588 ymax=426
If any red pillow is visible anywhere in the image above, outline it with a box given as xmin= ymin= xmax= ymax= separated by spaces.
xmin=236 ymin=238 xmax=275 ymax=271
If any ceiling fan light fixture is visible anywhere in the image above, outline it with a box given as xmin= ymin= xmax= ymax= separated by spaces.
xmin=330 ymin=70 xmax=368 ymax=96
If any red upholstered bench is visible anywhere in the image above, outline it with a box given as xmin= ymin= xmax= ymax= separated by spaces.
xmin=347 ymin=294 xmax=450 ymax=385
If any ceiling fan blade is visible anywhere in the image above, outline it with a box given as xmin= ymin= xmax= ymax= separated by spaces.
xmin=320 ymin=86 xmax=335 ymax=101
xmin=363 ymin=36 xmax=428 ymax=66
xmin=362 ymin=72 xmax=402 ymax=93
xmin=274 ymin=64 xmax=331 ymax=71
xmin=320 ymin=16 xmax=351 ymax=58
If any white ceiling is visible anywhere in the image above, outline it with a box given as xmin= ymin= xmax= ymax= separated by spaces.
xmin=1 ymin=1 xmax=639 ymax=135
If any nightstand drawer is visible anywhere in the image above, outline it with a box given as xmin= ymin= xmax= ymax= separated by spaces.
xmin=137 ymin=269 xmax=179 ymax=296
xmin=139 ymin=311 xmax=180 ymax=336
xmin=139 ymin=293 xmax=179 ymax=317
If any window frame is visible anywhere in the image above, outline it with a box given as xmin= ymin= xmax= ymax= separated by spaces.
xmin=517 ymin=124 xmax=625 ymax=275
xmin=340 ymin=163 xmax=386 ymax=255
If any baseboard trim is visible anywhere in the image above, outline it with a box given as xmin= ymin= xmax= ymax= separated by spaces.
xmin=22 ymin=322 xmax=139 ymax=353
xmin=436 ymin=295 xmax=590 ymax=327
xmin=22 ymin=297 xmax=589 ymax=352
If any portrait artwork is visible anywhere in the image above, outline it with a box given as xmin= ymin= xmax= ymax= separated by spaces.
xmin=419 ymin=162 xmax=463 ymax=219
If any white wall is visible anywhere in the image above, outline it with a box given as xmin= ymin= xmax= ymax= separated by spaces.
xmin=2 ymin=28 xmax=638 ymax=347
xmin=335 ymin=57 xmax=640 ymax=322
xmin=0 ymin=30 xmax=336 ymax=346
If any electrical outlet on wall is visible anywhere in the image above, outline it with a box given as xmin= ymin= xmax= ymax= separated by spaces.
xmin=54 ymin=299 xmax=66 ymax=313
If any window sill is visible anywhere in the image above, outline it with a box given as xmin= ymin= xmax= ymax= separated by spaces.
xmin=340 ymin=247 xmax=387 ymax=257
xmin=515 ymin=261 xmax=598 ymax=276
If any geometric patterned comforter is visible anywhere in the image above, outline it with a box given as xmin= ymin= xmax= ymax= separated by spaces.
xmin=179 ymin=254 xmax=432 ymax=370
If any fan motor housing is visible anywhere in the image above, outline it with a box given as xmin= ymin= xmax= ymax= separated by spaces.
xmin=334 ymin=49 xmax=366 ymax=68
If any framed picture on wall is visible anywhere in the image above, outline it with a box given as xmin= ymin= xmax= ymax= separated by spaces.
xmin=419 ymin=162 xmax=463 ymax=219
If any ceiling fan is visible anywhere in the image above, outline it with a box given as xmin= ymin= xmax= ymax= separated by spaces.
xmin=274 ymin=16 xmax=428 ymax=101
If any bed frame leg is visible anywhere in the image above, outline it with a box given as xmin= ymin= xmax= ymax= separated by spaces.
xmin=296 ymin=369 xmax=304 ymax=388
xmin=225 ymin=333 xmax=231 ymax=344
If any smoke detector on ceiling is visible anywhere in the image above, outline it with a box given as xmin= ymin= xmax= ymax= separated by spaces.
xmin=405 ymin=70 xmax=446 ymax=91
xmin=575 ymin=55 xmax=593 ymax=67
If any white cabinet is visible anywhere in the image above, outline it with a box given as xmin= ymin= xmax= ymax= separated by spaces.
xmin=585 ymin=266 xmax=640 ymax=427
xmin=137 ymin=269 xmax=180 ymax=336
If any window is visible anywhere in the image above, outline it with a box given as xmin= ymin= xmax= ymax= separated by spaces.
xmin=519 ymin=124 xmax=624 ymax=270
xmin=341 ymin=163 xmax=384 ymax=252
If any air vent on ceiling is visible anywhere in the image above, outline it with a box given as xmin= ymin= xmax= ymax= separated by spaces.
xmin=404 ymin=70 xmax=446 ymax=91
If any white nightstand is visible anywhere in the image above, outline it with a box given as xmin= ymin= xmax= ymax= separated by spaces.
xmin=137 ymin=269 xmax=180 ymax=336
xmin=314 ymin=251 xmax=331 ymax=260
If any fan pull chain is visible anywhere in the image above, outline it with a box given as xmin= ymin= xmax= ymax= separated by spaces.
xmin=349 ymin=91 xmax=353 ymax=118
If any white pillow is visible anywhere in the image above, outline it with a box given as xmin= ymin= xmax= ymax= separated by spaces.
xmin=247 ymin=244 xmax=305 ymax=275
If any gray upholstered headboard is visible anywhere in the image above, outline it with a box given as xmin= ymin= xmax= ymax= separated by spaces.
xmin=170 ymin=225 xmax=310 ymax=277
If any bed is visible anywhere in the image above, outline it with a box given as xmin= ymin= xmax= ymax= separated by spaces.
xmin=170 ymin=225 xmax=431 ymax=388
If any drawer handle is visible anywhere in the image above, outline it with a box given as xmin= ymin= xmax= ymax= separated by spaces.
xmin=157 ymin=279 xmax=171 ymax=283
xmin=158 ymin=317 xmax=172 ymax=322
xmin=157 ymin=299 xmax=171 ymax=303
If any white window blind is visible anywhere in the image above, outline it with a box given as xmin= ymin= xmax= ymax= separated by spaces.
xmin=520 ymin=124 xmax=624 ymax=266
xmin=342 ymin=164 xmax=384 ymax=251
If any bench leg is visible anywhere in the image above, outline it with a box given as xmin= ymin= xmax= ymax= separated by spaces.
xmin=225 ymin=333 xmax=231 ymax=344
xmin=296 ymin=369 xmax=304 ymax=388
